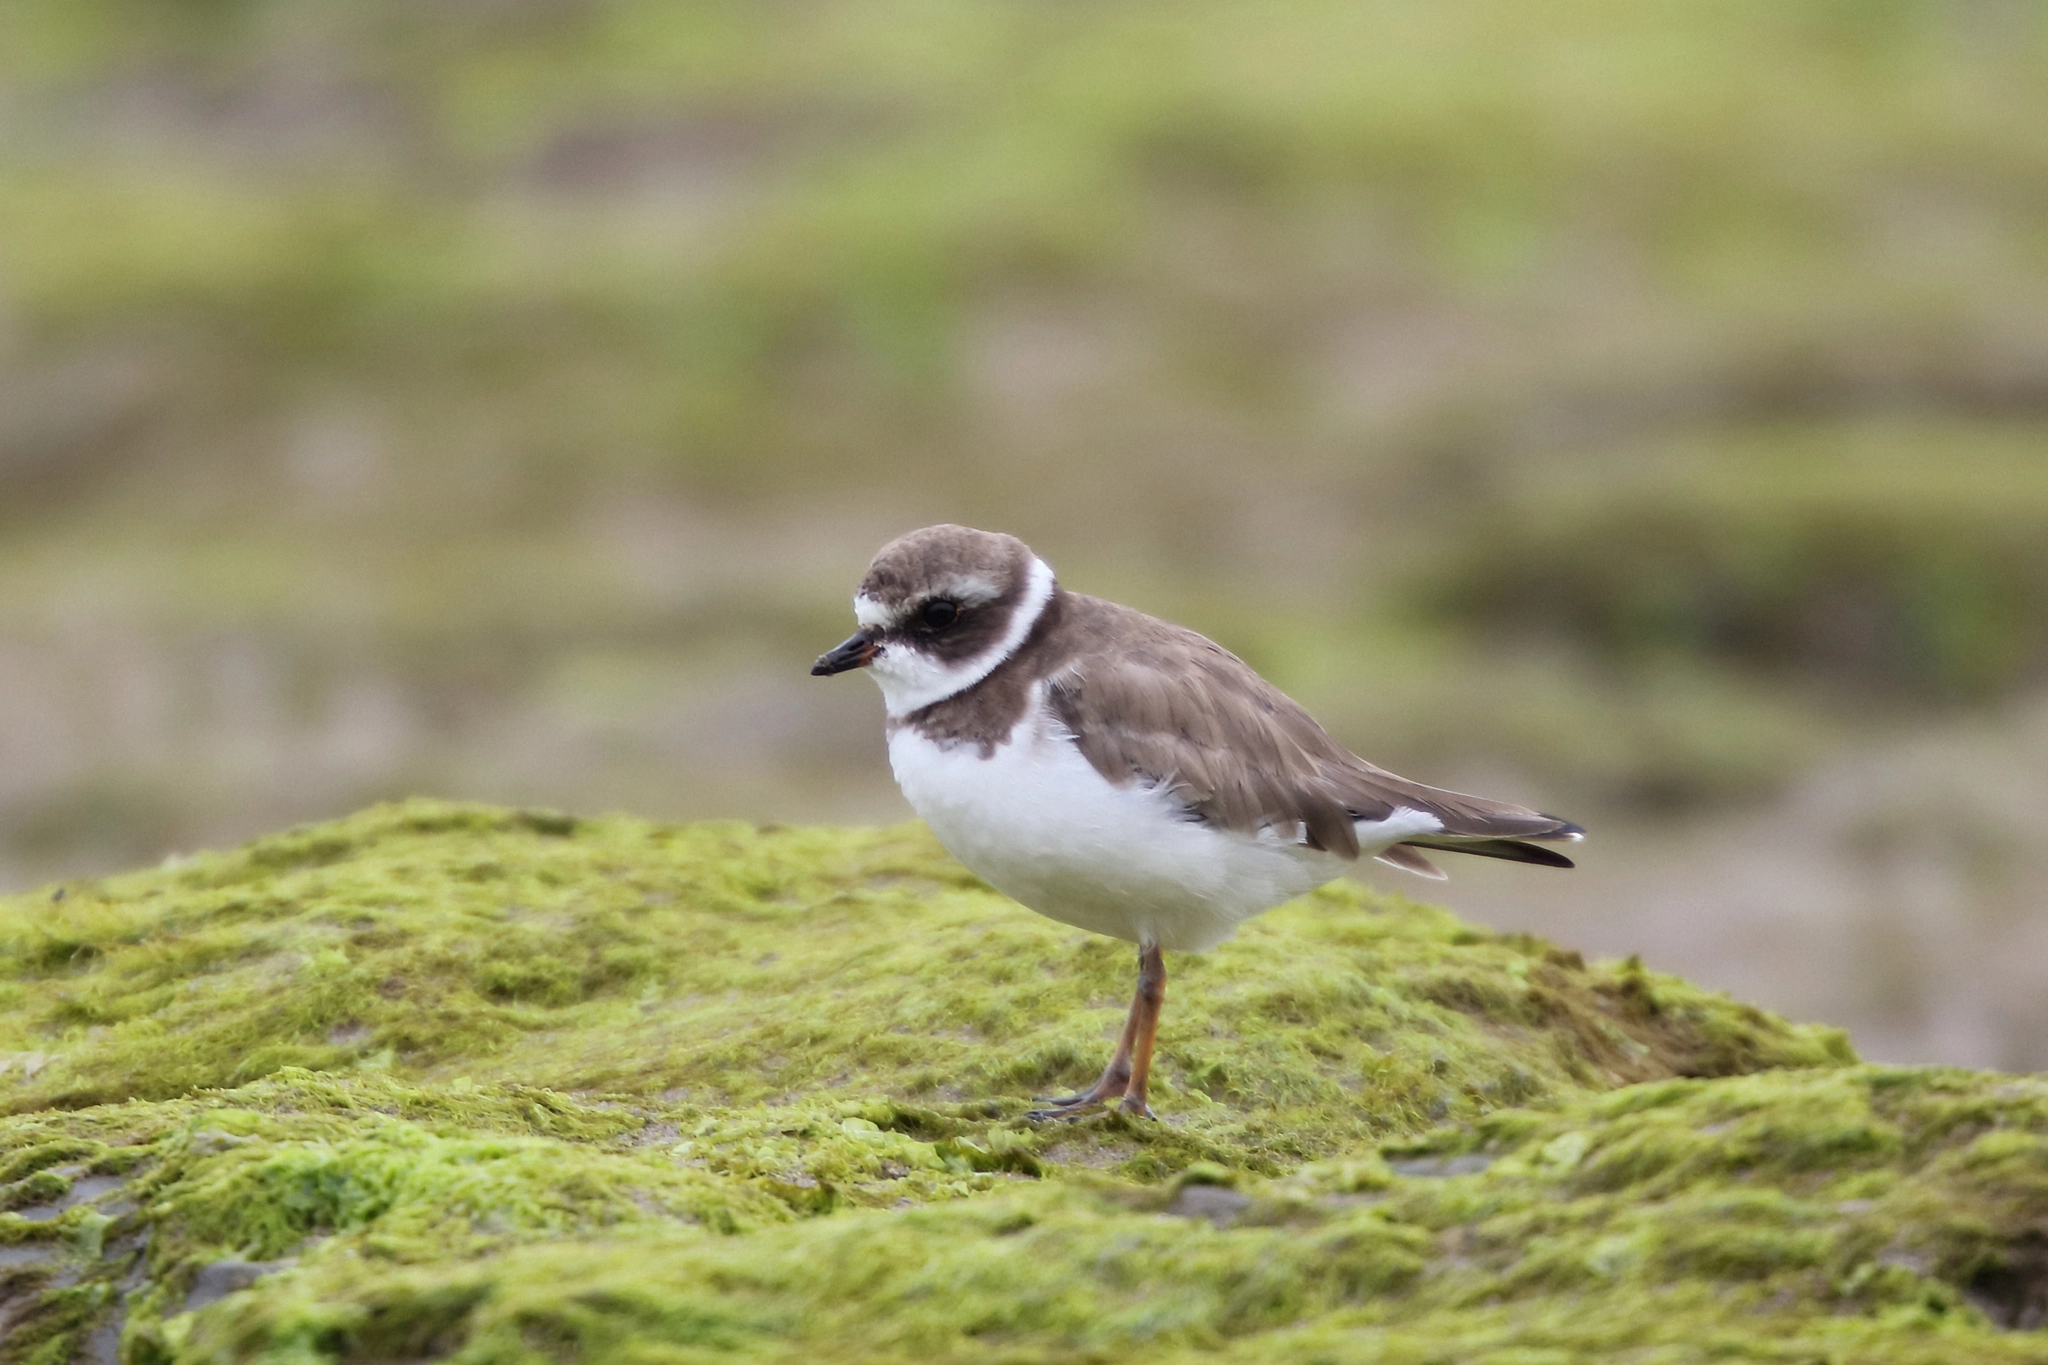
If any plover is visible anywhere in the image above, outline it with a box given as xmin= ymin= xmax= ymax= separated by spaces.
xmin=813 ymin=524 xmax=1582 ymax=1119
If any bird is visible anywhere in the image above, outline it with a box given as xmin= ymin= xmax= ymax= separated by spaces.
xmin=812 ymin=524 xmax=1582 ymax=1119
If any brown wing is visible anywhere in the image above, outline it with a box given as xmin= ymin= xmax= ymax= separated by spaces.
xmin=1043 ymin=595 xmax=1581 ymax=862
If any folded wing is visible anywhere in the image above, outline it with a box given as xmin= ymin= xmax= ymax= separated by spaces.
xmin=1043 ymin=596 xmax=1581 ymax=872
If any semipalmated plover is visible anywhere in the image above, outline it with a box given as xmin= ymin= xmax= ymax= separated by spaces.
xmin=813 ymin=525 xmax=1582 ymax=1119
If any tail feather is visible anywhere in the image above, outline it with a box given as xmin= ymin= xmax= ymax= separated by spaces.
xmin=1412 ymin=805 xmax=1584 ymax=842
xmin=1338 ymin=765 xmax=1585 ymax=844
xmin=1336 ymin=762 xmax=1584 ymax=879
xmin=1374 ymin=843 xmax=1448 ymax=880
xmin=1403 ymin=836 xmax=1577 ymax=869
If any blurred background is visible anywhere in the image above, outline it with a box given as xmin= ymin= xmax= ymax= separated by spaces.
xmin=3 ymin=0 xmax=2047 ymax=1067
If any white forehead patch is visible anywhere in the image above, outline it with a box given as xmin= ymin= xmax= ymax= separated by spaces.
xmin=853 ymin=595 xmax=898 ymax=630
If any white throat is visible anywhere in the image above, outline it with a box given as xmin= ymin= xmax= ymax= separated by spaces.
xmin=866 ymin=556 xmax=1056 ymax=718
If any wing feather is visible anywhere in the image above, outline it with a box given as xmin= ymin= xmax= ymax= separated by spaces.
xmin=1045 ymin=595 xmax=1580 ymax=860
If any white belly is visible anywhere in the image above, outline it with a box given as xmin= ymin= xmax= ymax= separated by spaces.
xmin=887 ymin=698 xmax=1346 ymax=952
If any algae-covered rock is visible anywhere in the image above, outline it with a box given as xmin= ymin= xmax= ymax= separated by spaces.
xmin=6 ymin=800 xmax=2041 ymax=1362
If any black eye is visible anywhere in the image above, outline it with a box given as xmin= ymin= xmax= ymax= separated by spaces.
xmin=919 ymin=599 xmax=959 ymax=629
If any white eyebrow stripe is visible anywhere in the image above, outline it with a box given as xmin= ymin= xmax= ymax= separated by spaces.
xmin=853 ymin=572 xmax=1007 ymax=632
xmin=932 ymin=573 xmax=1003 ymax=607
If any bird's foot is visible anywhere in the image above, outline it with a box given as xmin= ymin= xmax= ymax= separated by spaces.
xmin=1026 ymin=1089 xmax=1112 ymax=1122
xmin=1027 ymin=1067 xmax=1131 ymax=1121
xmin=1025 ymin=1103 xmax=1095 ymax=1123
xmin=1026 ymin=1096 xmax=1155 ymax=1123
xmin=1032 ymin=1088 xmax=1106 ymax=1110
xmin=1026 ymin=1083 xmax=1156 ymax=1123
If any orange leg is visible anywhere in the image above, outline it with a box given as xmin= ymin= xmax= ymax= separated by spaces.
xmin=1031 ymin=944 xmax=1165 ymax=1120
xmin=1120 ymin=943 xmax=1165 ymax=1118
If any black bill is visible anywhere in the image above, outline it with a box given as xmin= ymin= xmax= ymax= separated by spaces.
xmin=811 ymin=630 xmax=880 ymax=676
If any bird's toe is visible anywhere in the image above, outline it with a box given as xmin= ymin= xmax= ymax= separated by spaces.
xmin=1025 ymin=1104 xmax=1098 ymax=1124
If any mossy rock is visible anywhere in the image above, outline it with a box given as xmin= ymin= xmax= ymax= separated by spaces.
xmin=4 ymin=800 xmax=2040 ymax=1362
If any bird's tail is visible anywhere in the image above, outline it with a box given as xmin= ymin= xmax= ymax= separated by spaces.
xmin=1366 ymin=797 xmax=1583 ymax=881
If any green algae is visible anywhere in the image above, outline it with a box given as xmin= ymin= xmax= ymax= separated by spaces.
xmin=0 ymin=801 xmax=1845 ymax=1142
xmin=0 ymin=1071 xmax=790 ymax=1363
xmin=15 ymin=800 xmax=2046 ymax=1363
xmin=22 ymin=1068 xmax=2048 ymax=1364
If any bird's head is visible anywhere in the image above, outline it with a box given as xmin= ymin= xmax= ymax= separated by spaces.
xmin=812 ymin=524 xmax=1056 ymax=716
